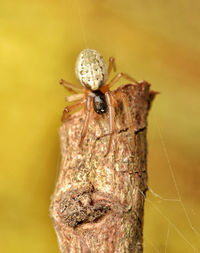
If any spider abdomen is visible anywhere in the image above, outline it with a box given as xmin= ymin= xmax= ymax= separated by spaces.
xmin=75 ymin=49 xmax=108 ymax=91
xmin=92 ymin=90 xmax=108 ymax=114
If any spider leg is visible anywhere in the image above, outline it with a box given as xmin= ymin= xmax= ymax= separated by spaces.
xmin=104 ymin=92 xmax=115 ymax=157
xmin=107 ymin=57 xmax=116 ymax=76
xmin=65 ymin=93 xmax=85 ymax=102
xmin=115 ymin=90 xmax=135 ymax=153
xmin=79 ymin=96 xmax=93 ymax=147
xmin=107 ymin=72 xmax=138 ymax=89
xmin=62 ymin=98 xmax=86 ymax=122
xmin=60 ymin=79 xmax=84 ymax=94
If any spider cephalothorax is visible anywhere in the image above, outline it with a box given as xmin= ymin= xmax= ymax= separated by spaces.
xmin=60 ymin=48 xmax=139 ymax=156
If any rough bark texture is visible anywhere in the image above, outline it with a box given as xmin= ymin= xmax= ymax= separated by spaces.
xmin=50 ymin=82 xmax=156 ymax=253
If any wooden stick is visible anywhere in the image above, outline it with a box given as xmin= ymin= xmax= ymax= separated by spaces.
xmin=50 ymin=81 xmax=157 ymax=253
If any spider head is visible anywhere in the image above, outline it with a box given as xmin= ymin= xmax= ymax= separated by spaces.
xmin=75 ymin=48 xmax=108 ymax=91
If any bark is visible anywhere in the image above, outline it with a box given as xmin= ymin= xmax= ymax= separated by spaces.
xmin=50 ymin=81 xmax=156 ymax=253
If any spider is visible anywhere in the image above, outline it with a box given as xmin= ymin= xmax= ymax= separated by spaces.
xmin=60 ymin=48 xmax=138 ymax=156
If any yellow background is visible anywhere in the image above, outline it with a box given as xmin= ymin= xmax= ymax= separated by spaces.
xmin=1 ymin=0 xmax=200 ymax=252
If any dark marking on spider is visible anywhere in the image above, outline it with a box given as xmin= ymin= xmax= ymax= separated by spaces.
xmin=92 ymin=90 xmax=108 ymax=114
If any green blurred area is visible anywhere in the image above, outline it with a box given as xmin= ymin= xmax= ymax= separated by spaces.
xmin=0 ymin=0 xmax=200 ymax=252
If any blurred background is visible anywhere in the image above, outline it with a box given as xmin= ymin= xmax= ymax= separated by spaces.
xmin=1 ymin=0 xmax=200 ymax=252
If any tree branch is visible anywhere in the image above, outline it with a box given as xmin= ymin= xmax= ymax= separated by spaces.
xmin=50 ymin=81 xmax=157 ymax=253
